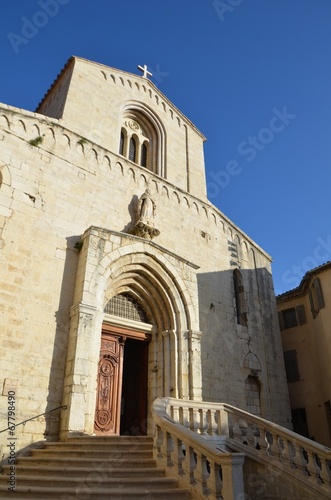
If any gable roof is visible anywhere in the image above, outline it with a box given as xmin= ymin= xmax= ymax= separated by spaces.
xmin=276 ymin=261 xmax=331 ymax=303
xmin=35 ymin=56 xmax=206 ymax=141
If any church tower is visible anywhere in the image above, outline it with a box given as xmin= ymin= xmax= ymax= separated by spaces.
xmin=0 ymin=57 xmax=291 ymax=445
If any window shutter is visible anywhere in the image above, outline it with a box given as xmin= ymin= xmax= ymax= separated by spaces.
xmin=314 ymin=278 xmax=324 ymax=309
xmin=278 ymin=311 xmax=284 ymax=330
xmin=284 ymin=350 xmax=300 ymax=383
xmin=308 ymin=289 xmax=317 ymax=318
xmin=296 ymin=304 xmax=306 ymax=325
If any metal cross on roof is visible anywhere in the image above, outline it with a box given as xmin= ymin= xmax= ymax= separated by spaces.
xmin=137 ymin=64 xmax=153 ymax=79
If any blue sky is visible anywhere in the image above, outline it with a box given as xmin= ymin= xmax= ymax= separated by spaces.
xmin=1 ymin=0 xmax=330 ymax=294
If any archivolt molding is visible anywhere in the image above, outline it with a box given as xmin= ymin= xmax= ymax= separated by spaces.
xmin=107 ymin=72 xmax=183 ymax=126
xmin=0 ymin=104 xmax=269 ymax=262
xmin=82 ymin=239 xmax=197 ymax=334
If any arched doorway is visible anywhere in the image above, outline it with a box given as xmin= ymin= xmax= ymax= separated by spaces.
xmin=94 ymin=293 xmax=152 ymax=436
xmin=60 ymin=231 xmax=202 ymax=439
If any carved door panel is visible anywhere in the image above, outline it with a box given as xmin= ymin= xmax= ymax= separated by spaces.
xmin=94 ymin=333 xmax=124 ymax=435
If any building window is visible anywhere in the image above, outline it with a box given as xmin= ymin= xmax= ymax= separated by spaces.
xmin=129 ymin=137 xmax=137 ymax=162
xmin=245 ymin=376 xmax=261 ymax=416
xmin=233 ymin=269 xmax=248 ymax=327
xmin=291 ymin=408 xmax=309 ymax=438
xmin=278 ymin=304 xmax=306 ymax=330
xmin=140 ymin=142 xmax=148 ymax=168
xmin=118 ymin=109 xmax=162 ymax=174
xmin=104 ymin=293 xmax=148 ymax=323
xmin=308 ymin=277 xmax=324 ymax=318
xmin=284 ymin=350 xmax=300 ymax=383
xmin=119 ymin=131 xmax=125 ymax=155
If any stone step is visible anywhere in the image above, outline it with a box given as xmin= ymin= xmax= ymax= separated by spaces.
xmin=2 ymin=464 xmax=165 ymax=478
xmin=29 ymin=448 xmax=153 ymax=459
xmin=0 ymin=485 xmax=192 ymax=499
xmin=16 ymin=456 xmax=158 ymax=468
xmin=67 ymin=435 xmax=153 ymax=443
xmin=43 ymin=441 xmax=153 ymax=451
xmin=0 ymin=474 xmax=180 ymax=489
xmin=0 ymin=436 xmax=193 ymax=498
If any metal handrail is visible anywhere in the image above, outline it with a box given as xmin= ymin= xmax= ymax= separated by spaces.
xmin=0 ymin=405 xmax=67 ymax=434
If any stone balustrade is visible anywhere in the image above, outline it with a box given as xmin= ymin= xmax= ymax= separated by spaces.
xmin=152 ymin=398 xmax=245 ymax=499
xmin=154 ymin=397 xmax=331 ymax=499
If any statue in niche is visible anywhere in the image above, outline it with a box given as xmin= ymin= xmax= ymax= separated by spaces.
xmin=131 ymin=189 xmax=160 ymax=240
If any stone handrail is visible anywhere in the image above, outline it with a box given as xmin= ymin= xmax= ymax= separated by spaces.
xmin=158 ymin=397 xmax=331 ymax=499
xmin=152 ymin=398 xmax=245 ymax=499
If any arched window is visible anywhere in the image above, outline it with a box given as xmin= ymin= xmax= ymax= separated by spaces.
xmin=129 ymin=137 xmax=137 ymax=162
xmin=104 ymin=292 xmax=148 ymax=323
xmin=118 ymin=107 xmax=165 ymax=176
xmin=233 ymin=269 xmax=248 ymax=327
xmin=140 ymin=142 xmax=148 ymax=168
xmin=119 ymin=131 xmax=125 ymax=156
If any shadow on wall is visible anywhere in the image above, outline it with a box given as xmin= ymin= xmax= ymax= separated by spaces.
xmin=197 ymin=266 xmax=283 ymax=419
xmin=44 ymin=235 xmax=80 ymax=440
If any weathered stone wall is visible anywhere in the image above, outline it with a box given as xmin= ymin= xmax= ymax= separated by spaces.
xmin=0 ymin=65 xmax=290 ymax=452
xmin=244 ymin=456 xmax=323 ymax=500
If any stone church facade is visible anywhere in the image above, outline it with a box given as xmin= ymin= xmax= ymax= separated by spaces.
xmin=0 ymin=57 xmax=291 ymax=449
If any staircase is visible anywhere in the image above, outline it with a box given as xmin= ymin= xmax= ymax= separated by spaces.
xmin=0 ymin=435 xmax=192 ymax=499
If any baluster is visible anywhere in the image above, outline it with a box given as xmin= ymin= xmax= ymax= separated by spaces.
xmin=306 ymin=450 xmax=322 ymax=484
xmin=182 ymin=406 xmax=190 ymax=429
xmin=254 ymin=424 xmax=266 ymax=453
xmin=182 ymin=444 xmax=196 ymax=486
xmin=232 ymin=416 xmax=243 ymax=443
xmin=265 ymin=430 xmax=277 ymax=457
xmin=178 ymin=405 xmax=184 ymax=426
xmin=245 ymin=423 xmax=256 ymax=448
xmin=319 ymin=455 xmax=331 ymax=486
xmin=206 ymin=409 xmax=214 ymax=436
xmin=194 ymin=451 xmax=209 ymax=497
xmin=219 ymin=407 xmax=230 ymax=437
xmin=200 ymin=408 xmax=209 ymax=435
xmin=171 ymin=436 xmax=185 ymax=477
xmin=287 ymin=440 xmax=296 ymax=469
xmin=208 ymin=408 xmax=218 ymax=436
xmin=172 ymin=404 xmax=180 ymax=423
xmin=189 ymin=407 xmax=200 ymax=433
xmin=292 ymin=443 xmax=308 ymax=475
xmin=154 ymin=425 xmax=164 ymax=460
xmin=206 ymin=458 xmax=223 ymax=499
xmin=279 ymin=437 xmax=293 ymax=468
xmin=160 ymin=431 xmax=174 ymax=468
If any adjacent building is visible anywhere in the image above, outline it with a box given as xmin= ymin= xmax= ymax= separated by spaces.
xmin=277 ymin=262 xmax=331 ymax=447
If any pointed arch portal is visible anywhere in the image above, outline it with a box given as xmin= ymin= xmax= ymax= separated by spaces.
xmin=60 ymin=227 xmax=202 ymax=438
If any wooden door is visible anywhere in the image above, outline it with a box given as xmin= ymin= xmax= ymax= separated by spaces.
xmin=94 ymin=333 xmax=125 ymax=435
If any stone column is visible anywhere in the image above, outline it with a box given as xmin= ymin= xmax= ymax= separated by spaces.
xmin=60 ymin=303 xmax=103 ymax=439
xmin=188 ymin=330 xmax=202 ymax=400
